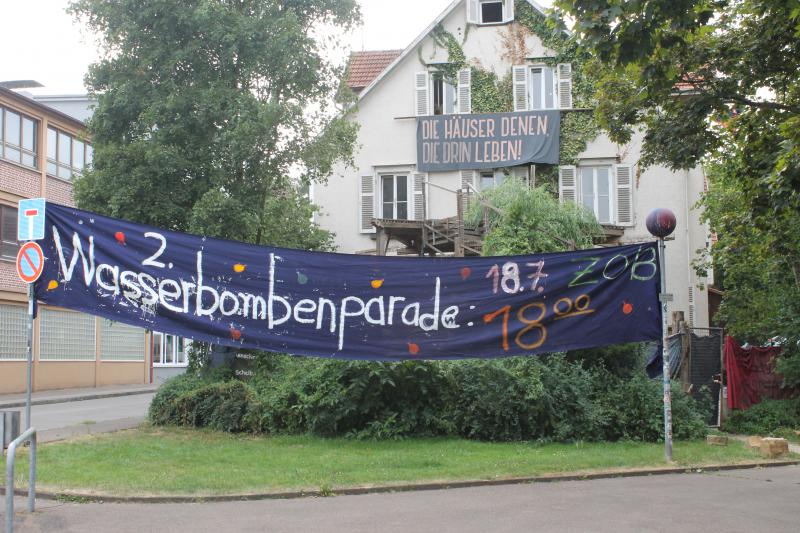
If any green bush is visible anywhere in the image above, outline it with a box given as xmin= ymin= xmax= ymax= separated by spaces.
xmin=722 ymin=398 xmax=800 ymax=435
xmin=149 ymin=349 xmax=710 ymax=443
xmin=442 ymin=359 xmax=544 ymax=441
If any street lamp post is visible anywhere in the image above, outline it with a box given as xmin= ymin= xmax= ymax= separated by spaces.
xmin=646 ymin=208 xmax=677 ymax=462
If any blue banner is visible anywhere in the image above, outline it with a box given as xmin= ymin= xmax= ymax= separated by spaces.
xmin=33 ymin=203 xmax=662 ymax=360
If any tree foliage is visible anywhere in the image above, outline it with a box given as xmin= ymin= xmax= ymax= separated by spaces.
xmin=467 ymin=179 xmax=602 ymax=256
xmin=69 ymin=0 xmax=360 ymax=249
xmin=554 ymin=0 xmax=800 ymax=384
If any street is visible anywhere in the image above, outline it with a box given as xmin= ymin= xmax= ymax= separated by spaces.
xmin=28 ymin=393 xmax=155 ymax=442
xmin=7 ymin=465 xmax=799 ymax=532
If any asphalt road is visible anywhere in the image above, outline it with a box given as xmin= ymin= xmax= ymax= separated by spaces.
xmin=8 ymin=465 xmax=799 ymax=533
xmin=20 ymin=392 xmax=156 ymax=442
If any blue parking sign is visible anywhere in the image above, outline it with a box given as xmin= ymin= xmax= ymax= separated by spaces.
xmin=18 ymin=198 xmax=46 ymax=241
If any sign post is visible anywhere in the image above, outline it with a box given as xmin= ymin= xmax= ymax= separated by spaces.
xmin=16 ymin=199 xmax=46 ymax=431
xmin=646 ymin=208 xmax=677 ymax=462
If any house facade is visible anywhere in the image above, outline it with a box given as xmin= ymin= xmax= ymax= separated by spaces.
xmin=314 ymin=0 xmax=710 ymax=329
xmin=0 ymin=86 xmax=189 ymax=393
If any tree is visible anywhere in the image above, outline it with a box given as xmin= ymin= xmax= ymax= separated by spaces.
xmin=69 ymin=0 xmax=360 ymax=249
xmin=467 ymin=178 xmax=602 ymax=256
xmin=552 ymin=0 xmax=800 ymax=383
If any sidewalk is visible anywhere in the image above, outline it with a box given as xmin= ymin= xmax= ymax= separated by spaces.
xmin=0 ymin=383 xmax=159 ymax=409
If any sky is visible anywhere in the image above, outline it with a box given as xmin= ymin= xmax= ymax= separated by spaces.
xmin=0 ymin=0 xmax=553 ymax=95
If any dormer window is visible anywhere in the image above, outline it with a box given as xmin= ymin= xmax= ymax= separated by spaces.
xmin=481 ymin=1 xmax=503 ymax=23
xmin=468 ymin=0 xmax=514 ymax=25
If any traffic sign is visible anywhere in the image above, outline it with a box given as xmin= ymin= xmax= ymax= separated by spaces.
xmin=16 ymin=242 xmax=44 ymax=284
xmin=17 ymin=198 xmax=46 ymax=241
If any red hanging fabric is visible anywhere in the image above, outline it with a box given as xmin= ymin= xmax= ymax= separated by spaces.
xmin=724 ymin=336 xmax=789 ymax=410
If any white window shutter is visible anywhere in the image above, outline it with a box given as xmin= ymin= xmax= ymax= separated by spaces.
xmin=558 ymin=166 xmax=578 ymax=204
xmin=415 ymin=72 xmax=430 ymax=116
xmin=457 ymin=68 xmax=472 ymax=114
xmin=467 ymin=0 xmax=479 ymax=24
xmin=503 ymin=0 xmax=515 ymax=22
xmin=460 ymin=169 xmax=476 ymax=192
xmin=412 ymin=172 xmax=427 ymax=220
xmin=359 ymin=174 xmax=376 ymax=233
xmin=460 ymin=170 xmax=476 ymax=214
xmin=513 ymin=65 xmax=529 ymax=112
xmin=557 ymin=63 xmax=573 ymax=110
xmin=614 ymin=164 xmax=634 ymax=226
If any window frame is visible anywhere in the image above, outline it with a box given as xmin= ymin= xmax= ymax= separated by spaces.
xmin=579 ymin=165 xmax=615 ymax=225
xmin=529 ymin=65 xmax=557 ymax=111
xmin=380 ymin=174 xmax=410 ymax=220
xmin=46 ymin=126 xmax=92 ymax=181
xmin=0 ymin=204 xmax=20 ymax=261
xmin=431 ymin=73 xmax=457 ymax=115
xmin=1 ymin=105 xmax=39 ymax=170
xmin=152 ymin=332 xmax=190 ymax=367
xmin=479 ymin=0 xmax=505 ymax=24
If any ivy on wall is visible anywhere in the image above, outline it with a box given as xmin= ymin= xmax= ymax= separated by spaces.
xmin=423 ymin=1 xmax=602 ymax=189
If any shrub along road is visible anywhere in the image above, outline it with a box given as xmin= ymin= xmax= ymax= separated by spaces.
xmin=9 ymin=465 xmax=800 ymax=532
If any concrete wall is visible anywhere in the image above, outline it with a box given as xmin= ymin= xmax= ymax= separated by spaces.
xmin=154 ymin=367 xmax=187 ymax=385
xmin=314 ymin=0 xmax=711 ymax=328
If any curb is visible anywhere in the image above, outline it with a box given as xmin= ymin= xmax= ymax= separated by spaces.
xmin=0 ymin=388 xmax=157 ymax=409
xmin=7 ymin=460 xmax=798 ymax=505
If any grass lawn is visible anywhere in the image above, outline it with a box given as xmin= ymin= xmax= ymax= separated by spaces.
xmin=3 ymin=426 xmax=793 ymax=497
xmin=775 ymin=429 xmax=800 ymax=444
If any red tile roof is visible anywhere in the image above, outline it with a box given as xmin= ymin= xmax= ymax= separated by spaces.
xmin=347 ymin=50 xmax=403 ymax=93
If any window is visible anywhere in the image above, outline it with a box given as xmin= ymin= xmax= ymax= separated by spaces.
xmin=39 ymin=309 xmax=96 ymax=361
xmin=481 ymin=1 xmax=503 ymax=23
xmin=1 ymin=106 xmax=38 ymax=169
xmin=559 ymin=164 xmax=634 ymax=226
xmin=468 ymin=0 xmax=513 ymax=24
xmin=530 ymin=66 xmax=556 ymax=110
xmin=0 ymin=304 xmax=27 ymax=361
xmin=381 ymin=175 xmax=409 ymax=219
xmin=480 ymin=170 xmax=506 ymax=190
xmin=513 ymin=63 xmax=573 ymax=111
xmin=432 ymin=73 xmax=456 ymax=115
xmin=416 ymin=70 xmax=470 ymax=116
xmin=152 ymin=332 xmax=189 ymax=366
xmin=0 ymin=205 xmax=19 ymax=260
xmin=101 ymin=319 xmax=145 ymax=361
xmin=47 ymin=127 xmax=92 ymax=180
xmin=580 ymin=166 xmax=614 ymax=224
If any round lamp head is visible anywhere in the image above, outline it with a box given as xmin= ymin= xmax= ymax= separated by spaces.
xmin=646 ymin=208 xmax=677 ymax=238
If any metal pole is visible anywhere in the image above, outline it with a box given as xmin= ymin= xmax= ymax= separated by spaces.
xmin=5 ymin=427 xmax=37 ymax=533
xmin=28 ymin=431 xmax=36 ymax=513
xmin=25 ymin=284 xmax=34 ymax=431
xmin=659 ymin=238 xmax=673 ymax=461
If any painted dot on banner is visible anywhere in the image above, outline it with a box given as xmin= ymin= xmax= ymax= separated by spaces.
xmin=297 ymin=271 xmax=309 ymax=285
xmin=371 ymin=279 xmax=384 ymax=289
xmin=233 ymin=264 xmax=246 ymax=273
xmin=468 ymin=322 xmax=474 ymax=327
xmin=623 ymin=301 xmax=634 ymax=315
xmin=168 ymin=263 xmax=174 ymax=269
xmin=114 ymin=231 xmax=126 ymax=245
xmin=537 ymin=286 xmax=545 ymax=293
xmin=408 ymin=343 xmax=420 ymax=356
xmin=230 ymin=328 xmax=242 ymax=341
xmin=460 ymin=267 xmax=471 ymax=281
xmin=47 ymin=280 xmax=58 ymax=291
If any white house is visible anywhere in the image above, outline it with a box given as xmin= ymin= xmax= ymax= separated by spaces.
xmin=313 ymin=0 xmax=710 ymax=328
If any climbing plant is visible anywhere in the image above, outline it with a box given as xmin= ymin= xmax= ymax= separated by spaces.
xmin=423 ymin=1 xmax=602 ymax=190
